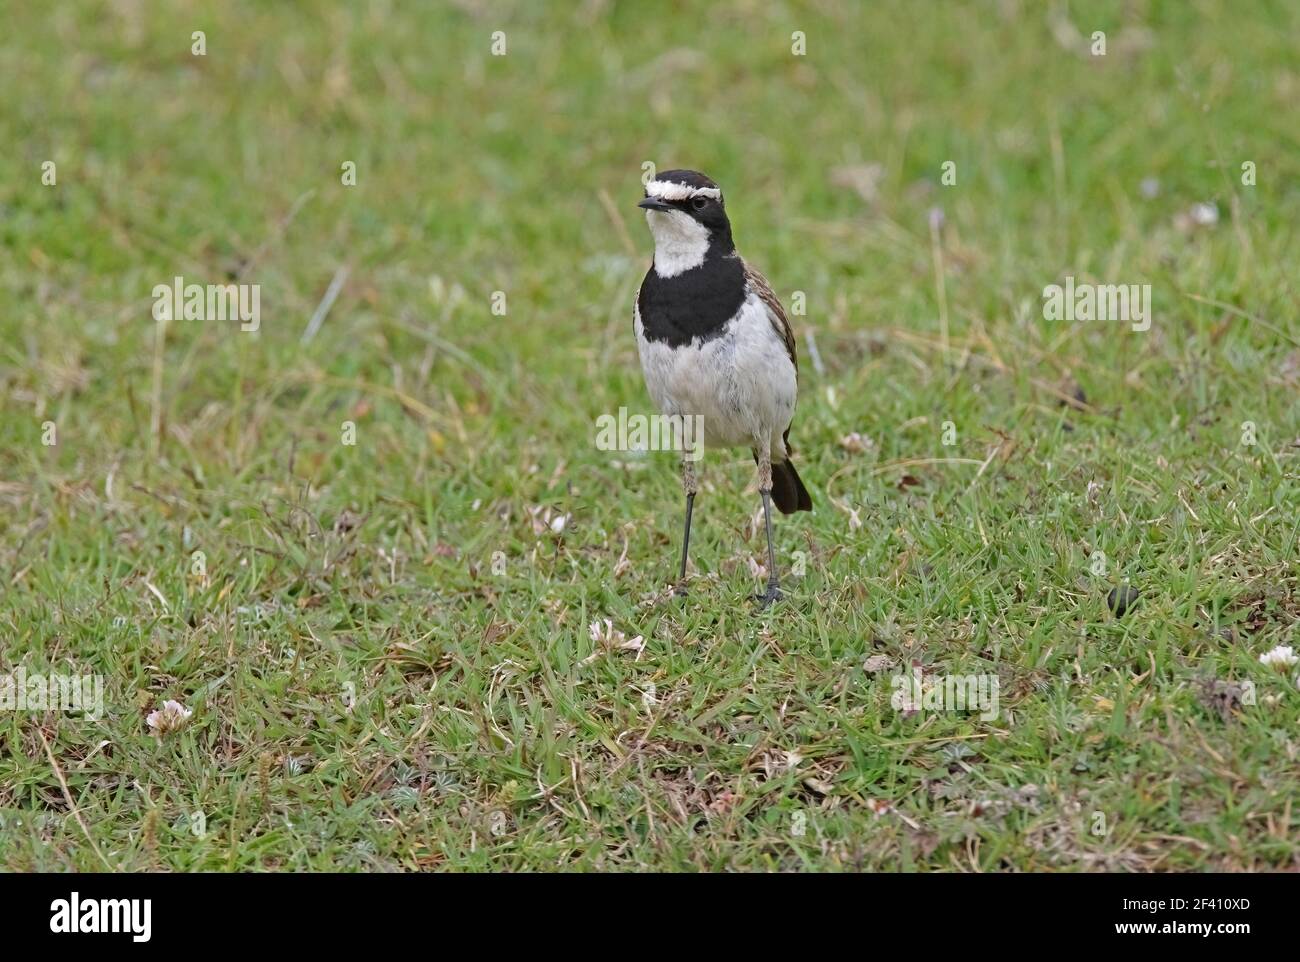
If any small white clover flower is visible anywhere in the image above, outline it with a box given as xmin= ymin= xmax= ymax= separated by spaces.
xmin=146 ymin=699 xmax=193 ymax=734
xmin=838 ymin=432 xmax=875 ymax=454
xmin=1191 ymin=201 xmax=1219 ymax=226
xmin=582 ymin=620 xmax=644 ymax=663
xmin=1258 ymin=645 xmax=1297 ymax=670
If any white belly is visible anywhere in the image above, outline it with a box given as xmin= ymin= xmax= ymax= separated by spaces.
xmin=635 ymin=293 xmax=797 ymax=458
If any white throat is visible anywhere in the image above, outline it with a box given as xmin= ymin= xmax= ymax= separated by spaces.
xmin=646 ymin=209 xmax=710 ymax=278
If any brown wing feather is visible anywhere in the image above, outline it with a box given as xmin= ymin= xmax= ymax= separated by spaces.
xmin=742 ymin=259 xmax=797 ymax=380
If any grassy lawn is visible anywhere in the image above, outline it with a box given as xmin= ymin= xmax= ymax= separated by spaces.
xmin=1 ymin=0 xmax=1298 ymax=871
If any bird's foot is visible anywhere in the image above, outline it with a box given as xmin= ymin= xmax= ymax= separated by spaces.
xmin=752 ymin=581 xmax=782 ymax=609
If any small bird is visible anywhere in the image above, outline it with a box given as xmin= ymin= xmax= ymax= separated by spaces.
xmin=634 ymin=169 xmax=812 ymax=607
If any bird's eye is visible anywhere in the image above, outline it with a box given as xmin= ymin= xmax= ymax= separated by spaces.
xmin=691 ymin=196 xmax=708 ymax=211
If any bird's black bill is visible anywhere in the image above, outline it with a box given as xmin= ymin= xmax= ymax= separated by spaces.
xmin=638 ymin=196 xmax=673 ymax=211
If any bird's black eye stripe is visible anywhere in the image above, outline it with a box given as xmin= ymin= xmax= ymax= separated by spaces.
xmin=691 ymin=196 xmax=708 ymax=210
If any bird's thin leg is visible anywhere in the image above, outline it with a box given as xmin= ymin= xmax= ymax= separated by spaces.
xmin=674 ymin=457 xmax=698 ymax=596
xmin=754 ymin=448 xmax=781 ymax=607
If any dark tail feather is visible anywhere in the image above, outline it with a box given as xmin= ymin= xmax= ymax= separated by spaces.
xmin=771 ymin=459 xmax=813 ymax=514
